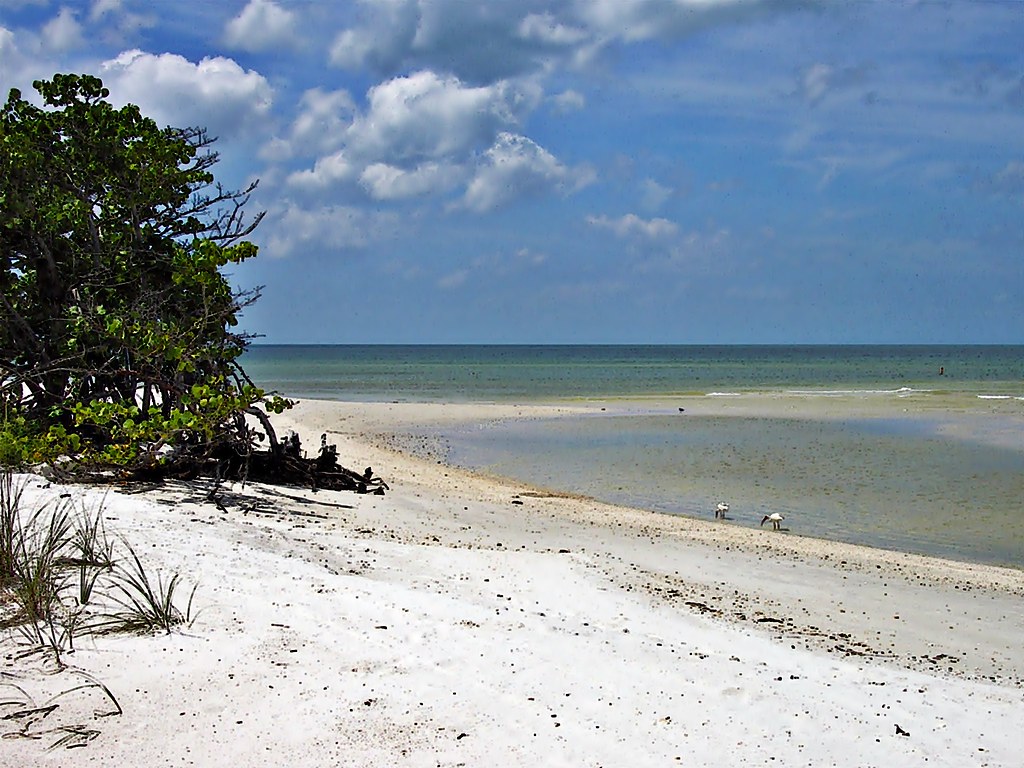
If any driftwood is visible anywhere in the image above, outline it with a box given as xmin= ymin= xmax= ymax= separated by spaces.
xmin=205 ymin=432 xmax=388 ymax=495
xmin=76 ymin=431 xmax=390 ymax=496
xmin=35 ymin=409 xmax=388 ymax=496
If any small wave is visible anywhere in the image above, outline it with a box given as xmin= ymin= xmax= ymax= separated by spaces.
xmin=705 ymin=392 xmax=743 ymax=397
xmin=977 ymin=394 xmax=1024 ymax=401
xmin=783 ymin=387 xmax=931 ymax=397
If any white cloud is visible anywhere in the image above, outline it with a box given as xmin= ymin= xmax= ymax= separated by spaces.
xmin=328 ymin=0 xmax=418 ymax=72
xmin=328 ymin=28 xmax=366 ymax=70
xmin=41 ymin=7 xmax=83 ymax=52
xmin=797 ymin=62 xmax=871 ymax=107
xmin=580 ymin=0 xmax=791 ymax=44
xmin=87 ymin=0 xmax=156 ymax=44
xmin=437 ymin=268 xmax=470 ymax=290
xmin=90 ymin=0 xmax=121 ymax=21
xmin=329 ymin=0 xmax=589 ymax=82
xmin=259 ymin=87 xmax=357 ymax=164
xmin=258 ymin=137 xmax=292 ymax=164
xmin=517 ymin=12 xmax=587 ymax=45
xmin=285 ymin=150 xmax=356 ymax=190
xmin=282 ymin=71 xmax=547 ymax=200
xmin=224 ymin=0 xmax=298 ymax=52
xmin=100 ymin=50 xmax=273 ymax=137
xmin=801 ymin=63 xmax=832 ymax=105
xmin=586 ymin=213 xmax=679 ymax=240
xmin=263 ymin=203 xmax=399 ymax=258
xmin=326 ymin=0 xmax=805 ymax=88
xmin=549 ymin=88 xmax=585 ymax=113
xmin=0 ymin=26 xmax=29 ymax=83
xmin=279 ymin=69 xmax=588 ymax=209
xmin=360 ymin=161 xmax=464 ymax=200
xmin=461 ymin=132 xmax=595 ymax=212
xmin=347 ymin=70 xmax=537 ymax=162
xmin=640 ymin=178 xmax=672 ymax=210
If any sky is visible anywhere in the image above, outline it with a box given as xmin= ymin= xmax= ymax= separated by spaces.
xmin=1 ymin=0 xmax=1023 ymax=344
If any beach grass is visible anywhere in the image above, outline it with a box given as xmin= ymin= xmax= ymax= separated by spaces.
xmin=0 ymin=470 xmax=198 ymax=667
xmin=93 ymin=542 xmax=198 ymax=635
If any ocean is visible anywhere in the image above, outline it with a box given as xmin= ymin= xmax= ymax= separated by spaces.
xmin=242 ymin=345 xmax=1024 ymax=568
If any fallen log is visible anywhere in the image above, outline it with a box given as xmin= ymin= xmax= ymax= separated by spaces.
xmin=217 ymin=432 xmax=389 ymax=494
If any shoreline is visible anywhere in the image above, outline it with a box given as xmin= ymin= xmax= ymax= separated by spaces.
xmin=313 ymin=395 xmax=1024 ymax=569
xmin=273 ymin=399 xmax=1024 ymax=682
xmin=1 ymin=397 xmax=1022 ymax=766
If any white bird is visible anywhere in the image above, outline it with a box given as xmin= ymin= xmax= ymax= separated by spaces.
xmin=760 ymin=512 xmax=785 ymax=531
xmin=715 ymin=502 xmax=729 ymax=519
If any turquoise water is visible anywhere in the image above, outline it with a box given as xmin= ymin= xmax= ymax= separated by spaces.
xmin=243 ymin=344 xmax=1024 ymax=401
xmin=242 ymin=345 xmax=1024 ymax=567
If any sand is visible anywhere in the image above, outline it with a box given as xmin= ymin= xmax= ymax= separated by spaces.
xmin=1 ymin=398 xmax=1022 ymax=767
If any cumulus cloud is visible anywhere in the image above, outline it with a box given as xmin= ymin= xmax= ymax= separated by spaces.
xmin=461 ymin=132 xmax=595 ymax=212
xmin=330 ymin=0 xmax=586 ymax=82
xmin=327 ymin=0 xmax=808 ymax=86
xmin=263 ymin=203 xmax=399 ymax=257
xmin=360 ymin=161 xmax=465 ymax=200
xmin=293 ymin=88 xmax=355 ymax=143
xmin=586 ymin=213 xmax=679 ymax=240
xmin=328 ymin=0 xmax=418 ymax=73
xmin=224 ymin=0 xmax=298 ymax=52
xmin=286 ymin=150 xmax=357 ymax=190
xmin=41 ymin=7 xmax=83 ymax=51
xmin=283 ymin=71 xmax=589 ymax=208
xmin=283 ymin=71 xmax=554 ymax=203
xmin=100 ymin=50 xmax=273 ymax=137
xmin=347 ymin=70 xmax=537 ymax=162
xmin=269 ymin=87 xmax=357 ymax=159
xmin=0 ymin=25 xmax=29 ymax=83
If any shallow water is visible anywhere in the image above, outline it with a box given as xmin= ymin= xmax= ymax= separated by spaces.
xmin=243 ymin=345 xmax=1024 ymax=567
xmin=433 ymin=409 xmax=1024 ymax=568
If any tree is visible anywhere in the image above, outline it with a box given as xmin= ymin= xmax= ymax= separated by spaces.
xmin=0 ymin=73 xmax=289 ymax=475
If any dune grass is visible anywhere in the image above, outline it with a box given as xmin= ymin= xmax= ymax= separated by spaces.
xmin=93 ymin=542 xmax=198 ymax=635
xmin=0 ymin=470 xmax=199 ymax=667
xmin=0 ymin=470 xmax=198 ymax=752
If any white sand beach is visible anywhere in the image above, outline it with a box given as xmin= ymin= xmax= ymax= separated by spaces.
xmin=2 ymin=399 xmax=1022 ymax=767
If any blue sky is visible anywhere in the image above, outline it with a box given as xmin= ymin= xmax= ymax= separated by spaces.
xmin=2 ymin=0 xmax=1023 ymax=344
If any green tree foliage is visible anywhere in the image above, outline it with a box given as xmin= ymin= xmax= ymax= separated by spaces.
xmin=0 ymin=73 xmax=290 ymax=473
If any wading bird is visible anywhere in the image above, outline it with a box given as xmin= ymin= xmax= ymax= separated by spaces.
xmin=760 ymin=512 xmax=785 ymax=531
xmin=715 ymin=502 xmax=729 ymax=519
